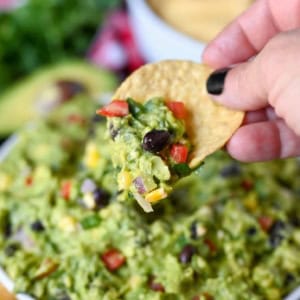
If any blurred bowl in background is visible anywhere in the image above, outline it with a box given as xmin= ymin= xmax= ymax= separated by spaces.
xmin=126 ymin=0 xmax=205 ymax=63
xmin=126 ymin=0 xmax=252 ymax=63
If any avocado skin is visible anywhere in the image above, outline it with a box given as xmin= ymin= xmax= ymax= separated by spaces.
xmin=0 ymin=60 xmax=117 ymax=136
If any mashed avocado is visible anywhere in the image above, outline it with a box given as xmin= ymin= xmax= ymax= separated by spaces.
xmin=98 ymin=98 xmax=193 ymax=211
xmin=0 ymin=97 xmax=300 ymax=299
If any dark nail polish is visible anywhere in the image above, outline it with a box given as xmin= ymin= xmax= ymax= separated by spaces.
xmin=206 ymin=68 xmax=230 ymax=95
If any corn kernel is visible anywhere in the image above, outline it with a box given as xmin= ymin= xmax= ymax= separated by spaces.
xmin=0 ymin=173 xmax=11 ymax=191
xmin=145 ymin=188 xmax=167 ymax=203
xmin=243 ymin=192 xmax=258 ymax=212
xmin=117 ymin=171 xmax=132 ymax=190
xmin=84 ymin=142 xmax=101 ymax=169
xmin=58 ymin=216 xmax=77 ymax=233
xmin=82 ymin=192 xmax=95 ymax=209
xmin=85 ymin=152 xmax=100 ymax=169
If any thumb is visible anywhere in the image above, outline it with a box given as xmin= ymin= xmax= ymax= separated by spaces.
xmin=206 ymin=61 xmax=268 ymax=111
xmin=206 ymin=30 xmax=300 ymax=136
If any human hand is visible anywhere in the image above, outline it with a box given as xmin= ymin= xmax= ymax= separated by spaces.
xmin=203 ymin=0 xmax=300 ymax=162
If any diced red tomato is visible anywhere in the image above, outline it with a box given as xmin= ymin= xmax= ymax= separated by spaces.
xmin=101 ymin=248 xmax=126 ymax=271
xmin=149 ymin=278 xmax=165 ymax=292
xmin=61 ymin=181 xmax=72 ymax=201
xmin=204 ymin=239 xmax=217 ymax=254
xmin=258 ymin=216 xmax=273 ymax=232
xmin=241 ymin=179 xmax=253 ymax=191
xmin=25 ymin=176 xmax=33 ymax=186
xmin=166 ymin=101 xmax=187 ymax=119
xmin=96 ymin=100 xmax=129 ymax=117
xmin=170 ymin=144 xmax=189 ymax=163
xmin=67 ymin=114 xmax=86 ymax=125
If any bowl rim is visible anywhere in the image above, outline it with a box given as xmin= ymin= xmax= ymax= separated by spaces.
xmin=126 ymin=0 xmax=204 ymax=46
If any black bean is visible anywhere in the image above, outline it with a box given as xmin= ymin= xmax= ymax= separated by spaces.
xmin=270 ymin=220 xmax=286 ymax=233
xmin=190 ymin=222 xmax=198 ymax=240
xmin=93 ymin=188 xmax=110 ymax=210
xmin=269 ymin=220 xmax=286 ymax=248
xmin=3 ymin=220 xmax=12 ymax=238
xmin=5 ymin=243 xmax=19 ymax=257
xmin=290 ymin=216 xmax=300 ymax=227
xmin=31 ymin=220 xmax=45 ymax=232
xmin=56 ymin=80 xmax=86 ymax=101
xmin=142 ymin=130 xmax=171 ymax=153
xmin=277 ymin=177 xmax=292 ymax=189
xmin=0 ymin=137 xmax=6 ymax=146
xmin=246 ymin=227 xmax=257 ymax=237
xmin=220 ymin=163 xmax=241 ymax=178
xmin=284 ymin=273 xmax=295 ymax=285
xmin=269 ymin=234 xmax=284 ymax=248
xmin=179 ymin=244 xmax=197 ymax=264
xmin=109 ymin=122 xmax=120 ymax=140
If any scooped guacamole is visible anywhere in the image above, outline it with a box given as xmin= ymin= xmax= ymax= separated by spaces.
xmin=1 ymin=97 xmax=300 ymax=299
xmin=97 ymin=98 xmax=193 ymax=211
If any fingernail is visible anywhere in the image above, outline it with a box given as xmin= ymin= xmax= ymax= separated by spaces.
xmin=206 ymin=68 xmax=230 ymax=95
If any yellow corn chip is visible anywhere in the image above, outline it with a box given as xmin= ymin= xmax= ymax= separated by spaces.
xmin=113 ymin=60 xmax=244 ymax=168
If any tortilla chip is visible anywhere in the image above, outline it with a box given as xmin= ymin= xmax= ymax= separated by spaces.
xmin=0 ymin=284 xmax=16 ymax=300
xmin=113 ymin=60 xmax=244 ymax=168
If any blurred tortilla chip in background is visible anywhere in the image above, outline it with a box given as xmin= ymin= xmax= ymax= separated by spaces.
xmin=126 ymin=0 xmax=252 ymax=61
xmin=147 ymin=0 xmax=252 ymax=42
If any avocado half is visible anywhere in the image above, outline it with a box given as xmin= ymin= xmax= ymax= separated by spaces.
xmin=0 ymin=61 xmax=117 ymax=135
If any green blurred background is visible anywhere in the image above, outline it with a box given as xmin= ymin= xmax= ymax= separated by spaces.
xmin=0 ymin=0 xmax=121 ymax=93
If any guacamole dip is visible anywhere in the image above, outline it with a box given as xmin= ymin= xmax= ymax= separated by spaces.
xmin=97 ymin=98 xmax=193 ymax=211
xmin=0 ymin=97 xmax=300 ymax=299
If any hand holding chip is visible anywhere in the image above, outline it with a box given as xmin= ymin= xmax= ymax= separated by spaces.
xmin=203 ymin=0 xmax=300 ymax=162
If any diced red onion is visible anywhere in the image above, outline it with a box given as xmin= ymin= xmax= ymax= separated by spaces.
xmin=133 ymin=177 xmax=146 ymax=194
xmin=13 ymin=228 xmax=36 ymax=250
xmin=81 ymin=178 xmax=97 ymax=194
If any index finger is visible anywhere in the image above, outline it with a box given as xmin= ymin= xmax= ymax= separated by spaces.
xmin=202 ymin=0 xmax=300 ymax=68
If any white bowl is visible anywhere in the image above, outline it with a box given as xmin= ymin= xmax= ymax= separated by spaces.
xmin=126 ymin=0 xmax=206 ymax=63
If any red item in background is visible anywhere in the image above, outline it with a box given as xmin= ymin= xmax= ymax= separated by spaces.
xmin=97 ymin=100 xmax=129 ymax=117
xmin=166 ymin=101 xmax=187 ymax=119
xmin=101 ymin=248 xmax=126 ymax=271
xmin=25 ymin=176 xmax=33 ymax=186
xmin=88 ymin=11 xmax=145 ymax=73
xmin=0 ymin=0 xmax=18 ymax=10
xmin=61 ymin=181 xmax=72 ymax=201
xmin=67 ymin=114 xmax=86 ymax=126
xmin=170 ymin=144 xmax=189 ymax=163
xmin=0 ymin=0 xmax=22 ymax=10
xmin=258 ymin=216 xmax=274 ymax=232
xmin=204 ymin=239 xmax=217 ymax=254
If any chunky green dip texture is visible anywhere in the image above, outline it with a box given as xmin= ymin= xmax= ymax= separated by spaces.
xmin=0 ymin=98 xmax=300 ymax=299
xmin=107 ymin=98 xmax=192 ymax=210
